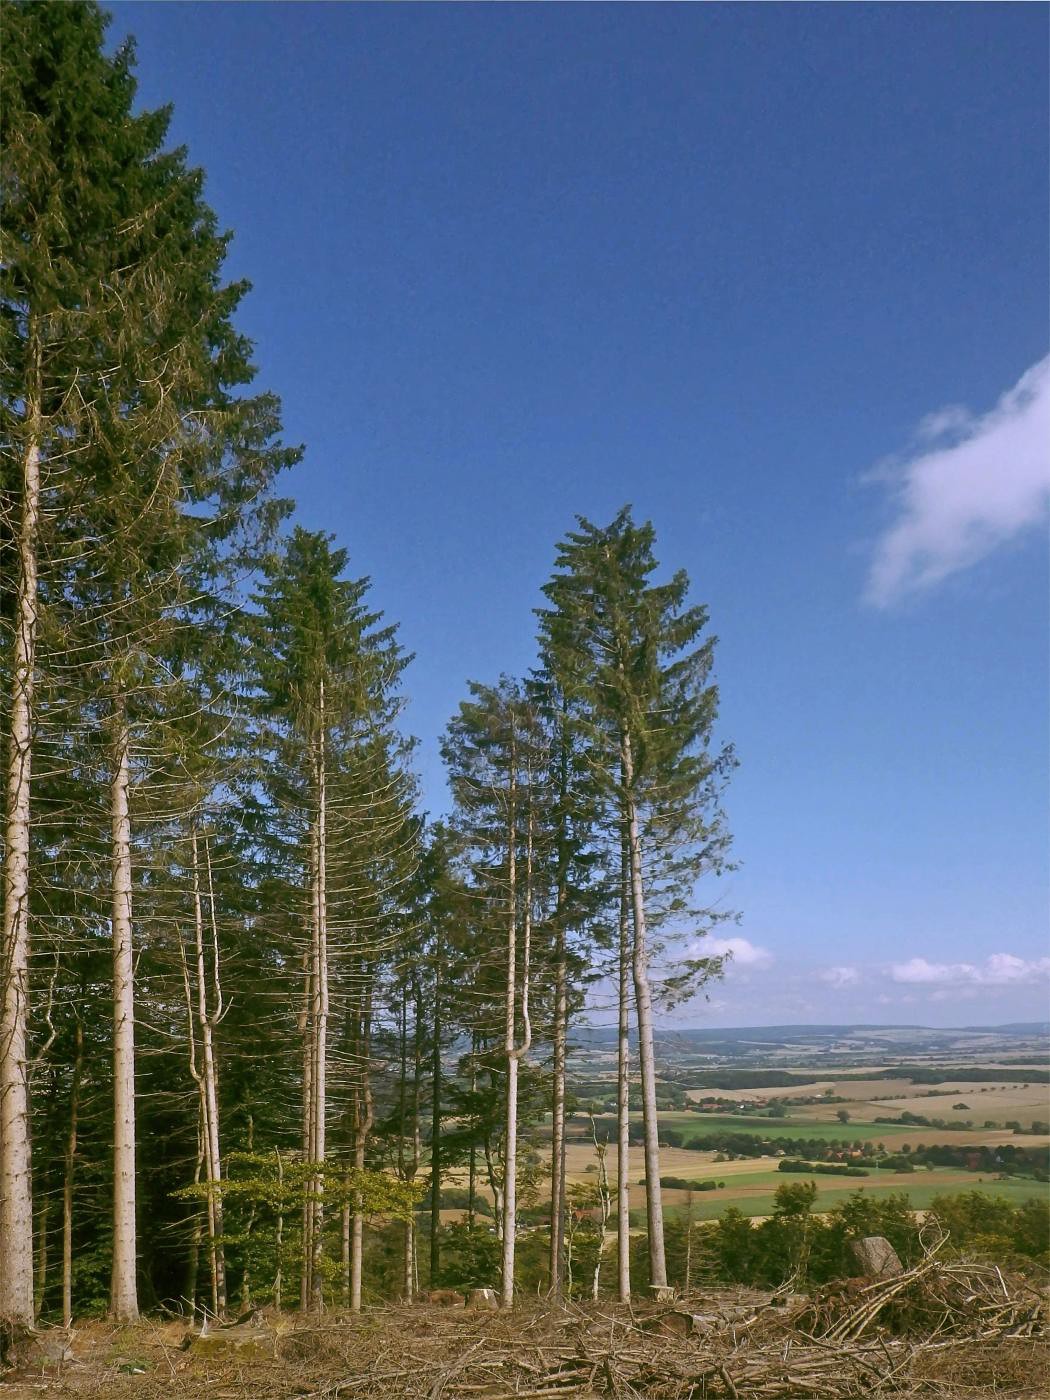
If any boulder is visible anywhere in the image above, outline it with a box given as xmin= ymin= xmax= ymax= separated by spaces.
xmin=849 ymin=1236 xmax=903 ymax=1278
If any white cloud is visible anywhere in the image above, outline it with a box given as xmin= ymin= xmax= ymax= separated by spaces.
xmin=820 ymin=965 xmax=860 ymax=988
xmin=703 ymin=936 xmax=774 ymax=970
xmin=865 ymin=355 xmax=1050 ymax=606
xmin=891 ymin=953 xmax=1050 ymax=987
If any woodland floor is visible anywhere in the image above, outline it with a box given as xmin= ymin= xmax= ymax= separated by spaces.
xmin=3 ymin=1263 xmax=1048 ymax=1400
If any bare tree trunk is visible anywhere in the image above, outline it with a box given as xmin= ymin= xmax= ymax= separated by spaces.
xmin=109 ymin=699 xmax=139 ymax=1321
xmin=501 ymin=773 xmax=532 ymax=1309
xmin=299 ymin=942 xmax=313 ymax=1310
xmin=590 ymin=1115 xmax=611 ymax=1301
xmin=34 ymin=1192 xmax=49 ymax=1318
xmin=62 ymin=1020 xmax=83 ymax=1328
xmin=616 ymin=835 xmax=632 ymax=1303
xmin=185 ymin=1138 xmax=204 ymax=1320
xmin=428 ymin=926 xmax=443 ymax=1285
xmin=191 ymin=830 xmax=226 ymax=1315
xmin=273 ymin=1150 xmax=284 ymax=1312
xmin=548 ymin=913 xmax=567 ymax=1299
xmin=1 ymin=359 xmax=41 ymax=1329
xmin=349 ymin=981 xmax=373 ymax=1313
xmin=621 ymin=734 xmax=666 ymax=1291
xmin=310 ymin=691 xmax=328 ymax=1311
xmin=466 ymin=1035 xmax=478 ymax=1232
xmin=340 ymin=1178 xmax=351 ymax=1308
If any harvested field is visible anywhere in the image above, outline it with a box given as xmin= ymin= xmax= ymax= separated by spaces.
xmin=4 ymin=1251 xmax=1046 ymax=1399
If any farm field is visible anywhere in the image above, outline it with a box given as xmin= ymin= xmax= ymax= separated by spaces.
xmin=439 ymin=1145 xmax=1047 ymax=1227
xmin=656 ymin=1174 xmax=1050 ymax=1223
xmin=559 ymin=1133 xmax=1050 ymax=1222
xmin=619 ymin=1111 xmax=1050 ymax=1149
xmin=681 ymin=1077 xmax=1050 ymax=1127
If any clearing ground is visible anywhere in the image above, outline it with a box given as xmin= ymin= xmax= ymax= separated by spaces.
xmin=3 ymin=1256 xmax=1045 ymax=1399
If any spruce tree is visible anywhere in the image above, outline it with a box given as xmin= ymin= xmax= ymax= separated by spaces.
xmin=538 ymin=508 xmax=735 ymax=1292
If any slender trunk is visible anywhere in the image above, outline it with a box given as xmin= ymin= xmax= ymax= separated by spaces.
xmin=501 ymin=768 xmax=532 ymax=1309
xmin=341 ymin=1177 xmax=351 ymax=1308
xmin=428 ymin=926 xmax=442 ymax=1284
xmin=622 ymin=733 xmax=666 ymax=1291
xmin=349 ymin=981 xmax=373 ymax=1312
xmin=192 ymin=830 xmax=226 ymax=1316
xmin=62 ymin=1020 xmax=83 ymax=1329
xmin=186 ymin=1141 xmax=204 ymax=1320
xmin=240 ymin=1115 xmax=255 ymax=1313
xmin=466 ymin=1044 xmax=477 ymax=1231
xmin=273 ymin=1150 xmax=284 ymax=1312
xmin=34 ymin=1192 xmax=49 ymax=1318
xmin=548 ymin=911 xmax=567 ymax=1298
xmin=310 ymin=691 xmax=328 ymax=1311
xmin=298 ymin=941 xmax=313 ymax=1309
xmin=110 ymin=699 xmax=139 ymax=1321
xmin=616 ymin=834 xmax=632 ymax=1302
xmin=590 ymin=1115 xmax=611 ymax=1301
xmin=1 ymin=354 xmax=41 ymax=1328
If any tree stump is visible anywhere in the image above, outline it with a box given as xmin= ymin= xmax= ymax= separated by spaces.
xmin=850 ymin=1236 xmax=903 ymax=1278
xmin=466 ymin=1287 xmax=500 ymax=1310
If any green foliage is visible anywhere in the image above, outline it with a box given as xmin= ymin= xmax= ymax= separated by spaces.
xmin=434 ymin=1223 xmax=501 ymax=1291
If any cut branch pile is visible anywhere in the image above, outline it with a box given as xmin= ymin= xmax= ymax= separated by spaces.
xmin=6 ymin=1259 xmax=1046 ymax=1400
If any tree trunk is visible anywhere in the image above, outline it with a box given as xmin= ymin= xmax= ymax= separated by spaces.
xmin=616 ymin=835 xmax=632 ymax=1303
xmin=109 ymin=698 xmax=139 ymax=1321
xmin=34 ymin=1192 xmax=49 ymax=1318
xmin=0 ymin=364 xmax=41 ymax=1329
xmin=349 ymin=981 xmax=373 ymax=1312
xmin=428 ymin=925 xmax=442 ymax=1285
xmin=622 ymin=734 xmax=666 ymax=1290
xmin=501 ymin=770 xmax=532 ymax=1309
xmin=548 ymin=913 xmax=567 ymax=1298
xmin=310 ymin=692 xmax=328 ymax=1311
xmin=193 ymin=830 xmax=226 ymax=1316
xmin=62 ymin=1020 xmax=83 ymax=1328
xmin=298 ymin=943 xmax=313 ymax=1310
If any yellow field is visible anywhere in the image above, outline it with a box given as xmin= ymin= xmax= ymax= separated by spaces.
xmin=684 ymin=1077 xmax=1050 ymax=1128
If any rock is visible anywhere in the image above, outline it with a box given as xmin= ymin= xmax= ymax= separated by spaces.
xmin=850 ymin=1236 xmax=903 ymax=1278
xmin=188 ymin=1325 xmax=273 ymax=1358
xmin=32 ymin=1330 xmax=75 ymax=1368
xmin=424 ymin=1288 xmax=465 ymax=1308
xmin=466 ymin=1287 xmax=500 ymax=1310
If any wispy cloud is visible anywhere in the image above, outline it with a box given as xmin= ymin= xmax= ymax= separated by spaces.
xmin=865 ymin=356 xmax=1050 ymax=606
xmin=703 ymin=936 xmax=774 ymax=970
xmin=820 ymin=965 xmax=860 ymax=988
xmin=891 ymin=953 xmax=1050 ymax=987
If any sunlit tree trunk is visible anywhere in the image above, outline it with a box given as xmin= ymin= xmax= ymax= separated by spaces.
xmin=616 ymin=836 xmax=632 ymax=1303
xmin=501 ymin=774 xmax=532 ymax=1308
xmin=110 ymin=697 xmax=139 ymax=1321
xmin=310 ymin=686 xmax=328 ymax=1311
xmin=0 ymin=348 xmax=41 ymax=1329
xmin=428 ymin=925 xmax=443 ymax=1284
xmin=548 ymin=908 xmax=567 ymax=1298
xmin=349 ymin=980 xmax=373 ymax=1313
xmin=62 ymin=1020 xmax=83 ymax=1328
xmin=622 ymin=734 xmax=666 ymax=1291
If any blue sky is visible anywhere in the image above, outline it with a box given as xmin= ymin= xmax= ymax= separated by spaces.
xmin=112 ymin=2 xmax=1048 ymax=1028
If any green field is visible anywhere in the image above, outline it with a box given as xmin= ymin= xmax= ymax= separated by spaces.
xmin=650 ymin=1173 xmax=1050 ymax=1223
xmin=653 ymin=1112 xmax=933 ymax=1144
